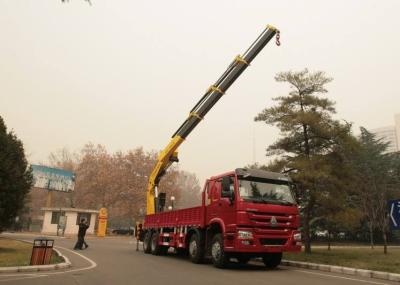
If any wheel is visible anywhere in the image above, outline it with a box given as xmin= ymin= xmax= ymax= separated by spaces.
xmin=188 ymin=232 xmax=204 ymax=263
xmin=236 ymin=256 xmax=251 ymax=264
xmin=210 ymin=233 xmax=229 ymax=268
xmin=143 ymin=231 xmax=152 ymax=254
xmin=150 ymin=232 xmax=168 ymax=255
xmin=262 ymin=253 xmax=282 ymax=269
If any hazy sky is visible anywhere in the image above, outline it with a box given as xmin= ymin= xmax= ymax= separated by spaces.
xmin=1 ymin=0 xmax=399 ymax=184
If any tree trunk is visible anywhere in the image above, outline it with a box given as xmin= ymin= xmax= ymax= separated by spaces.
xmin=327 ymin=230 xmax=331 ymax=251
xmin=383 ymin=231 xmax=388 ymax=254
xmin=303 ymin=204 xmax=312 ymax=254
xmin=369 ymin=223 xmax=374 ymax=249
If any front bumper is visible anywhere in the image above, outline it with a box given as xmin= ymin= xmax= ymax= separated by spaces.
xmin=224 ymin=229 xmax=302 ymax=253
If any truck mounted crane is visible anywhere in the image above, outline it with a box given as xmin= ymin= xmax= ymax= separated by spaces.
xmin=147 ymin=24 xmax=280 ymax=215
xmin=142 ymin=25 xmax=301 ymax=268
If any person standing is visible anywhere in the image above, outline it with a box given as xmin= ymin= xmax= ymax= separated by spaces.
xmin=136 ymin=223 xmax=143 ymax=251
xmin=74 ymin=218 xmax=89 ymax=250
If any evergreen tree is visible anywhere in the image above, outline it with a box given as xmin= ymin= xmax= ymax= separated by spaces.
xmin=351 ymin=127 xmax=400 ymax=253
xmin=0 ymin=116 xmax=33 ymax=231
xmin=255 ymin=69 xmax=352 ymax=253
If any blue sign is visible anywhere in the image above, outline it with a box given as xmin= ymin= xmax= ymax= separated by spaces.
xmin=31 ymin=164 xmax=75 ymax=192
xmin=388 ymin=200 xmax=400 ymax=230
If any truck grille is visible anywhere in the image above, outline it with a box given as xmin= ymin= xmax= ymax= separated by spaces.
xmin=247 ymin=211 xmax=296 ymax=230
xmin=260 ymin=238 xmax=287 ymax=246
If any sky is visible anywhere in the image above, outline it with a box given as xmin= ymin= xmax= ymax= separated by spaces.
xmin=1 ymin=0 xmax=400 ymax=184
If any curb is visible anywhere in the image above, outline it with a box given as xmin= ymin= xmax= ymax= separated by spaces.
xmin=0 ymin=247 xmax=71 ymax=274
xmin=282 ymin=260 xmax=400 ymax=282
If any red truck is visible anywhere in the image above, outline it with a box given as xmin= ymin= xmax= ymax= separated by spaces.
xmin=141 ymin=25 xmax=301 ymax=268
xmin=143 ymin=168 xmax=301 ymax=268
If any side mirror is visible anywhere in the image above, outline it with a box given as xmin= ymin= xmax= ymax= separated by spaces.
xmin=221 ymin=177 xmax=235 ymax=204
xmin=290 ymin=183 xmax=300 ymax=202
xmin=221 ymin=176 xmax=231 ymax=193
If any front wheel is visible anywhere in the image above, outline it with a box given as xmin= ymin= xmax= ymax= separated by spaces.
xmin=262 ymin=252 xmax=282 ymax=269
xmin=210 ymin=234 xmax=229 ymax=268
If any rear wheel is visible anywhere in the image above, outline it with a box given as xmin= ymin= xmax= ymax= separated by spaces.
xmin=143 ymin=231 xmax=152 ymax=254
xmin=188 ymin=233 xmax=204 ymax=263
xmin=210 ymin=234 xmax=229 ymax=268
xmin=150 ymin=232 xmax=168 ymax=255
xmin=262 ymin=253 xmax=282 ymax=269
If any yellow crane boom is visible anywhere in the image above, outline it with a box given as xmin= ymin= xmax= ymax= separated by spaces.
xmin=146 ymin=24 xmax=280 ymax=215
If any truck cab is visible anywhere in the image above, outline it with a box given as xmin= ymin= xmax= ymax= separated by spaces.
xmin=203 ymin=168 xmax=301 ymax=267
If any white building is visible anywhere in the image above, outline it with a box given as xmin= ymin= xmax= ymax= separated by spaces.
xmin=370 ymin=114 xmax=400 ymax=153
xmin=41 ymin=207 xmax=98 ymax=236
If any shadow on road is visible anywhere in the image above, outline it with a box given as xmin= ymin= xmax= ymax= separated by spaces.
xmin=139 ymin=250 xmax=289 ymax=272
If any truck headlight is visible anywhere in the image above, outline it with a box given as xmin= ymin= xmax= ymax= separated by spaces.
xmin=293 ymin=232 xmax=302 ymax=241
xmin=238 ymin=230 xmax=253 ymax=239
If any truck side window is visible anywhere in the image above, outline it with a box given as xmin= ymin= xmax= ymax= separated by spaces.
xmin=205 ymin=182 xmax=211 ymax=206
xmin=212 ymin=180 xmax=221 ymax=201
xmin=221 ymin=176 xmax=234 ymax=198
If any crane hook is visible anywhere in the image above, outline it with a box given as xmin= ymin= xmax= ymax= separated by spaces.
xmin=275 ymin=31 xmax=281 ymax=46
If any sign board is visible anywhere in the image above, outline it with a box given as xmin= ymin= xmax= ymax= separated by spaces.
xmin=97 ymin=208 xmax=108 ymax=237
xmin=388 ymin=200 xmax=400 ymax=230
xmin=31 ymin=165 xmax=75 ymax=192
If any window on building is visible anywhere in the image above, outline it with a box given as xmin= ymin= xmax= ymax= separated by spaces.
xmin=51 ymin=212 xmax=61 ymax=224
xmin=76 ymin=213 xmax=91 ymax=225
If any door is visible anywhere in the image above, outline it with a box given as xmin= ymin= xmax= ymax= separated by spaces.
xmin=205 ymin=177 xmax=236 ymax=227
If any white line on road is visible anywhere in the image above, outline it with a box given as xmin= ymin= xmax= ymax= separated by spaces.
xmin=0 ymin=245 xmax=97 ymax=282
xmin=294 ymin=269 xmax=391 ymax=285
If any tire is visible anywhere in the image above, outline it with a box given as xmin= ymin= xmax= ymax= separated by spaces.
xmin=188 ymin=232 xmax=204 ymax=264
xmin=150 ymin=232 xmax=168 ymax=255
xmin=236 ymin=256 xmax=251 ymax=264
xmin=210 ymin=233 xmax=229 ymax=268
xmin=262 ymin=252 xmax=282 ymax=269
xmin=143 ymin=231 xmax=152 ymax=254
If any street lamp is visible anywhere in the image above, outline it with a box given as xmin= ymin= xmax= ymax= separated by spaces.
xmin=170 ymin=196 xmax=175 ymax=210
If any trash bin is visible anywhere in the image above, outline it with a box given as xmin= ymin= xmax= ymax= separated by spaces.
xmin=30 ymin=238 xmax=54 ymax=265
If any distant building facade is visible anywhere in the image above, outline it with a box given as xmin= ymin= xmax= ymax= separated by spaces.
xmin=370 ymin=114 xmax=400 ymax=153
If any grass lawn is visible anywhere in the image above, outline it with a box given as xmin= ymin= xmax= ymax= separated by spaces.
xmin=0 ymin=238 xmax=63 ymax=267
xmin=284 ymin=246 xmax=400 ymax=274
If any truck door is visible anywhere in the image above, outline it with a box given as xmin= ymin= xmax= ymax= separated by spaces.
xmin=206 ymin=177 xmax=236 ymax=228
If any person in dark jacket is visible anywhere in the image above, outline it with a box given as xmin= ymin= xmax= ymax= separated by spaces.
xmin=74 ymin=218 xmax=89 ymax=250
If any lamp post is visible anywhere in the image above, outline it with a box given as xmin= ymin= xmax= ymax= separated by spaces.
xmin=170 ymin=196 xmax=175 ymax=210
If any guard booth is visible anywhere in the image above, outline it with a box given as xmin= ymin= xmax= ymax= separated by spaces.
xmin=41 ymin=207 xmax=98 ymax=236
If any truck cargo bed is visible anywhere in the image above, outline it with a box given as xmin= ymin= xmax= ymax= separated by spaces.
xmin=144 ymin=206 xmax=204 ymax=229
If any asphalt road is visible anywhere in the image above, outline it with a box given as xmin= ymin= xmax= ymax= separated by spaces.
xmin=0 ymin=233 xmax=398 ymax=285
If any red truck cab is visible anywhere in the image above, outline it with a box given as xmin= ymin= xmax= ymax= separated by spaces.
xmin=143 ymin=168 xmax=301 ymax=268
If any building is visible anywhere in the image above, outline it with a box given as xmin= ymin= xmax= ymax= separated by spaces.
xmin=371 ymin=126 xmax=398 ymax=153
xmin=41 ymin=207 xmax=98 ymax=236
xmin=370 ymin=114 xmax=400 ymax=153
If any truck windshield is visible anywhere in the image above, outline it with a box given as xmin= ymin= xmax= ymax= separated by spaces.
xmin=238 ymin=177 xmax=295 ymax=206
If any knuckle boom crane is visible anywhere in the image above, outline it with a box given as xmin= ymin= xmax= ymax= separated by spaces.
xmin=146 ymin=25 xmax=280 ymax=215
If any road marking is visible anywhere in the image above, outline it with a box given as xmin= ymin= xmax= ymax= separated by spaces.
xmin=49 ymin=245 xmax=97 ymax=274
xmin=0 ymin=275 xmax=48 ymax=283
xmin=294 ymin=269 xmax=391 ymax=285
xmin=0 ymin=246 xmax=97 ymax=282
